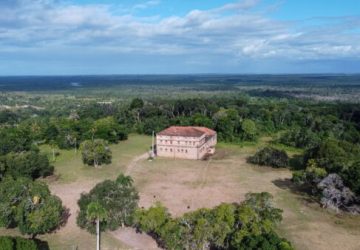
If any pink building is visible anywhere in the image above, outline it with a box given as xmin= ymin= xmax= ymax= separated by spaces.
xmin=156 ymin=126 xmax=217 ymax=160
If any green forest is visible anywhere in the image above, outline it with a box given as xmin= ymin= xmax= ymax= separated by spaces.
xmin=0 ymin=79 xmax=360 ymax=249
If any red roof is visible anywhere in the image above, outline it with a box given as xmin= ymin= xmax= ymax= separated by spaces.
xmin=157 ymin=126 xmax=216 ymax=137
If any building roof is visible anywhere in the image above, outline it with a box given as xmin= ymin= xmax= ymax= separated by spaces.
xmin=157 ymin=126 xmax=216 ymax=137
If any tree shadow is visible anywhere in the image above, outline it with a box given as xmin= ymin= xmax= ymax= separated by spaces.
xmin=289 ymin=154 xmax=305 ymax=171
xmin=59 ymin=207 xmax=71 ymax=229
xmin=272 ymin=178 xmax=319 ymax=204
xmin=34 ymin=238 xmax=50 ymax=250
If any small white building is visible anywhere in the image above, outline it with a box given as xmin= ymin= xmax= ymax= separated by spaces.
xmin=156 ymin=126 xmax=217 ymax=160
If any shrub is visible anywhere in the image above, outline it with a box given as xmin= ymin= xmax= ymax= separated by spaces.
xmin=0 ymin=151 xmax=53 ymax=180
xmin=342 ymin=161 xmax=360 ymax=196
xmin=14 ymin=237 xmax=38 ymax=250
xmin=0 ymin=236 xmax=14 ymax=250
xmin=0 ymin=236 xmax=49 ymax=250
xmin=248 ymin=147 xmax=289 ymax=168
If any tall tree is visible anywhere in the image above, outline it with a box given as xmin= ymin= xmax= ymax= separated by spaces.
xmin=77 ymin=174 xmax=139 ymax=233
xmin=86 ymin=202 xmax=108 ymax=250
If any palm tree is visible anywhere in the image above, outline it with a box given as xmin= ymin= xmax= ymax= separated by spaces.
xmin=86 ymin=201 xmax=108 ymax=250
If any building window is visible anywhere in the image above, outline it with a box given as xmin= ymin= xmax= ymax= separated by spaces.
xmin=185 ymin=150 xmax=188 ymax=153
xmin=170 ymin=149 xmax=172 ymax=152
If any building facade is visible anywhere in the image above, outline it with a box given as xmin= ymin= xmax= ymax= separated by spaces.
xmin=156 ymin=126 xmax=217 ymax=160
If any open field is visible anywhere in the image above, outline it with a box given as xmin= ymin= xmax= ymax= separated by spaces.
xmin=1 ymin=134 xmax=360 ymax=250
xmin=131 ymin=142 xmax=360 ymax=250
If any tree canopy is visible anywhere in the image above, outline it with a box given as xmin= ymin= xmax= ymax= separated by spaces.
xmin=248 ymin=147 xmax=289 ymax=168
xmin=0 ymin=151 xmax=53 ymax=180
xmin=80 ymin=139 xmax=112 ymax=167
xmin=133 ymin=192 xmax=293 ymax=250
xmin=77 ymin=174 xmax=139 ymax=233
xmin=0 ymin=178 xmax=64 ymax=237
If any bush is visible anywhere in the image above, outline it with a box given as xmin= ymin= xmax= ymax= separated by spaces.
xmin=342 ymin=161 xmax=360 ymax=196
xmin=133 ymin=202 xmax=170 ymax=235
xmin=0 ymin=151 xmax=53 ymax=180
xmin=0 ymin=236 xmax=14 ymax=250
xmin=248 ymin=147 xmax=289 ymax=168
xmin=235 ymin=232 xmax=293 ymax=250
xmin=14 ymin=237 xmax=38 ymax=250
xmin=0 ymin=236 xmax=49 ymax=250
xmin=291 ymin=160 xmax=327 ymax=187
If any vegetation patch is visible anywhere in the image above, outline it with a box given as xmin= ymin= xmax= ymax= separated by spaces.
xmin=248 ymin=147 xmax=289 ymax=168
xmin=134 ymin=193 xmax=294 ymax=250
xmin=0 ymin=236 xmax=49 ymax=250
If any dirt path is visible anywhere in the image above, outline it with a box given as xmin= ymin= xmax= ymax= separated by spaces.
xmin=50 ymin=180 xmax=95 ymax=233
xmin=126 ymin=153 xmax=149 ymax=175
xmin=110 ymin=228 xmax=161 ymax=250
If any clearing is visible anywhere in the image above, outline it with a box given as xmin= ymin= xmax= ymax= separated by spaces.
xmin=130 ymin=142 xmax=360 ymax=250
xmin=1 ymin=135 xmax=359 ymax=250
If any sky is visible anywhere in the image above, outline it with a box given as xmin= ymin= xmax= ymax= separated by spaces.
xmin=0 ymin=0 xmax=359 ymax=75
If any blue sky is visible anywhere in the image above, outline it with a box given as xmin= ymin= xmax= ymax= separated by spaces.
xmin=0 ymin=0 xmax=359 ymax=75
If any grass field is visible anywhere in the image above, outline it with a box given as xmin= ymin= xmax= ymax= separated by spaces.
xmin=41 ymin=134 xmax=152 ymax=183
xmin=1 ymin=134 xmax=359 ymax=250
xmin=131 ymin=141 xmax=360 ymax=250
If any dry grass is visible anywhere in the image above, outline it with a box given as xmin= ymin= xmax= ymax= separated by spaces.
xmin=130 ymin=144 xmax=360 ymax=250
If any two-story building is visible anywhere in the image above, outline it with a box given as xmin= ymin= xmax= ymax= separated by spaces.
xmin=156 ymin=126 xmax=217 ymax=160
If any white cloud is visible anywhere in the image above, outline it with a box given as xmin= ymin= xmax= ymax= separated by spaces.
xmin=133 ymin=0 xmax=161 ymax=10
xmin=0 ymin=0 xmax=359 ymax=65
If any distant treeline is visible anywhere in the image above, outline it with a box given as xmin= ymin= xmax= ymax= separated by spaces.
xmin=1 ymin=74 xmax=360 ymax=91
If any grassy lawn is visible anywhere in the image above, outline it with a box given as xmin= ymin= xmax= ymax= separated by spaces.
xmin=41 ymin=134 xmax=152 ymax=183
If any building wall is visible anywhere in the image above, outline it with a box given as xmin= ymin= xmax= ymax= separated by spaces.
xmin=156 ymin=133 xmax=216 ymax=160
